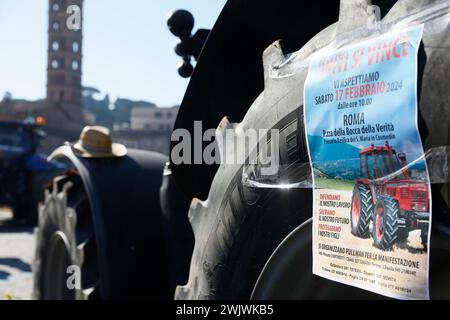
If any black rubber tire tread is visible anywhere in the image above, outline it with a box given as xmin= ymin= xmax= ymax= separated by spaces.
xmin=372 ymin=195 xmax=399 ymax=251
xmin=176 ymin=1 xmax=445 ymax=298
xmin=350 ymin=184 xmax=373 ymax=239
xmin=33 ymin=174 xmax=99 ymax=300
xmin=176 ymin=106 xmax=313 ymax=300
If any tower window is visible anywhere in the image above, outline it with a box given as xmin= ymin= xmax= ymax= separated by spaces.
xmin=72 ymin=42 xmax=79 ymax=53
xmin=52 ymin=22 xmax=60 ymax=31
xmin=72 ymin=60 xmax=79 ymax=71
xmin=51 ymin=59 xmax=59 ymax=69
xmin=52 ymin=41 xmax=59 ymax=51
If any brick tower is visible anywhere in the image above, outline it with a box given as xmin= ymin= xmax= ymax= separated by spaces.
xmin=39 ymin=0 xmax=85 ymax=154
xmin=46 ymin=0 xmax=83 ymax=106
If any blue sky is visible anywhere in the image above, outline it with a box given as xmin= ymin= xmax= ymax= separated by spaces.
xmin=0 ymin=0 xmax=226 ymax=107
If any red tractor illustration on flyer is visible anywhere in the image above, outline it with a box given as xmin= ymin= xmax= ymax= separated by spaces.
xmin=350 ymin=142 xmax=430 ymax=251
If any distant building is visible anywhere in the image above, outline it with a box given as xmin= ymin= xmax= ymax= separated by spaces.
xmin=111 ymin=106 xmax=179 ymax=155
xmin=113 ymin=129 xmax=172 ymax=155
xmin=131 ymin=106 xmax=178 ymax=131
xmin=114 ymin=98 xmax=156 ymax=126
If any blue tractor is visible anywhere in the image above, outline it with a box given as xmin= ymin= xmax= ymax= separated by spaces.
xmin=0 ymin=118 xmax=67 ymax=224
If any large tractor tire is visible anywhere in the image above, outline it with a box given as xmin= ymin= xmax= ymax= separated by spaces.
xmin=176 ymin=97 xmax=313 ymax=300
xmin=350 ymin=184 xmax=373 ymax=238
xmin=176 ymin=0 xmax=450 ymax=300
xmin=33 ymin=147 xmax=171 ymax=300
xmin=33 ymin=173 xmax=99 ymax=300
xmin=175 ymin=0 xmax=367 ymax=300
xmin=175 ymin=0 xmax=436 ymax=300
xmin=372 ymin=195 xmax=399 ymax=250
xmin=174 ymin=101 xmax=311 ymax=300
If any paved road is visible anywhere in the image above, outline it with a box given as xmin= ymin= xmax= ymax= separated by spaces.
xmin=0 ymin=209 xmax=35 ymax=300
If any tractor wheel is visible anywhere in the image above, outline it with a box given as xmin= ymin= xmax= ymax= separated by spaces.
xmin=176 ymin=106 xmax=312 ymax=300
xmin=372 ymin=195 xmax=399 ymax=250
xmin=33 ymin=174 xmax=99 ymax=300
xmin=350 ymin=184 xmax=373 ymax=238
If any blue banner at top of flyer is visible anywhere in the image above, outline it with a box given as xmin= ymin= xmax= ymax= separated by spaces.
xmin=304 ymin=25 xmax=425 ymax=182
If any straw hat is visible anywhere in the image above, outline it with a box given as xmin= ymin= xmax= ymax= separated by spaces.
xmin=70 ymin=126 xmax=127 ymax=158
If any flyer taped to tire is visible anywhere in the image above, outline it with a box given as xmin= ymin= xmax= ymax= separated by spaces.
xmin=304 ymin=24 xmax=431 ymax=300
